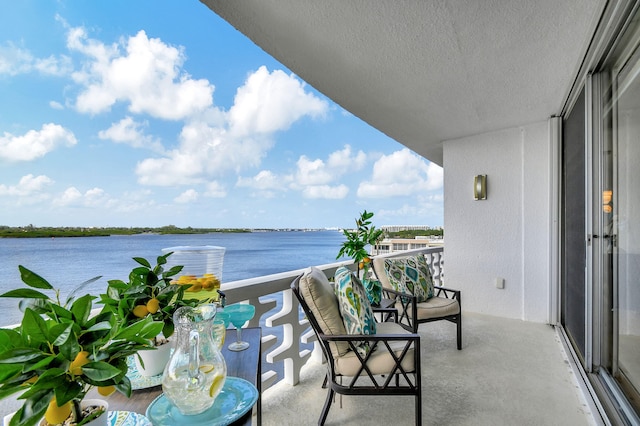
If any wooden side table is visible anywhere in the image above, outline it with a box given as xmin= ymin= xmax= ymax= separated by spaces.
xmin=97 ymin=327 xmax=262 ymax=425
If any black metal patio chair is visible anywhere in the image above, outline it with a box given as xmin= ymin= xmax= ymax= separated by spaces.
xmin=291 ymin=266 xmax=422 ymax=425
xmin=372 ymin=254 xmax=462 ymax=350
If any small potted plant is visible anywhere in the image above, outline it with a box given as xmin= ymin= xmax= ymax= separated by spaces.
xmin=0 ymin=266 xmax=164 ymax=426
xmin=337 ymin=210 xmax=384 ymax=305
xmin=99 ymin=253 xmax=205 ymax=376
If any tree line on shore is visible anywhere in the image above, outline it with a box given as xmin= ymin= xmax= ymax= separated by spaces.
xmin=0 ymin=225 xmax=251 ymax=238
xmin=0 ymin=225 xmax=443 ymax=239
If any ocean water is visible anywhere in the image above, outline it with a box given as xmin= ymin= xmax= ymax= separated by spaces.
xmin=0 ymin=230 xmax=348 ymax=326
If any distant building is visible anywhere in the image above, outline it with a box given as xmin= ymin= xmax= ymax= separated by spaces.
xmin=373 ymin=236 xmax=443 ymax=255
xmin=381 ymin=225 xmax=442 ymax=233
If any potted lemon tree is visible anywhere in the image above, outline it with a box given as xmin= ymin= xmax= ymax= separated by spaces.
xmin=0 ymin=266 xmax=164 ymax=426
xmin=99 ymin=253 xmax=205 ymax=376
xmin=337 ymin=210 xmax=384 ymax=305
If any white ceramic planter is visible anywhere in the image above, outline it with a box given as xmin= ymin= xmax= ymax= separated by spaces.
xmin=134 ymin=342 xmax=172 ymax=377
xmin=4 ymin=399 xmax=108 ymax=426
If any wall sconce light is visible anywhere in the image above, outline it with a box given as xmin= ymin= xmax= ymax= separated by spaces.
xmin=473 ymin=175 xmax=487 ymax=200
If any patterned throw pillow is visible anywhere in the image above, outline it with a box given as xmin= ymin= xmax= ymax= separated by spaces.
xmin=334 ymin=266 xmax=377 ymax=356
xmin=384 ymin=255 xmax=434 ymax=302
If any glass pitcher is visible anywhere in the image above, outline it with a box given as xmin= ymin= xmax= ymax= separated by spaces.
xmin=162 ymin=304 xmax=227 ymax=415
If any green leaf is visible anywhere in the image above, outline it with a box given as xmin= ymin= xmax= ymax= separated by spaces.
xmin=115 ymin=374 xmax=132 ymax=398
xmin=0 ymin=363 xmax=22 ymax=382
xmin=84 ymin=320 xmax=112 ymax=333
xmin=49 ymin=322 xmax=73 ymax=347
xmin=9 ymin=390 xmax=51 ymax=426
xmin=133 ymin=257 xmax=152 ymax=268
xmin=71 ymin=294 xmax=94 ymax=325
xmin=21 ymin=309 xmax=48 ymax=345
xmin=107 ymin=279 xmax=126 ymax=286
xmin=54 ymin=380 xmax=82 ymax=406
xmin=165 ymin=265 xmax=184 ymax=277
xmin=82 ymin=361 xmax=121 ymax=381
xmin=18 ymin=266 xmax=53 ymax=290
xmin=25 ymin=355 xmax=56 ymax=372
xmin=51 ymin=303 xmax=73 ymax=320
xmin=19 ymin=371 xmax=66 ymax=397
xmin=0 ymin=289 xmax=49 ymax=299
xmin=59 ymin=330 xmax=79 ymax=360
xmin=162 ymin=321 xmax=174 ymax=339
xmin=0 ymin=382 xmax=25 ymax=400
xmin=65 ymin=275 xmax=102 ymax=305
xmin=0 ymin=329 xmax=19 ymax=352
xmin=0 ymin=348 xmax=45 ymax=364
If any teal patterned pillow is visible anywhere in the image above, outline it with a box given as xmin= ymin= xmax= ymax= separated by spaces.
xmin=384 ymin=255 xmax=434 ymax=302
xmin=334 ymin=267 xmax=377 ymax=355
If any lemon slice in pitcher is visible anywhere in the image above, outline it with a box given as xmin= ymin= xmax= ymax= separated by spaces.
xmin=199 ymin=364 xmax=215 ymax=374
xmin=209 ymin=374 xmax=225 ymax=398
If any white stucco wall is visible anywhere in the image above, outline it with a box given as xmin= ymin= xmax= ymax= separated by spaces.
xmin=443 ymin=121 xmax=552 ymax=322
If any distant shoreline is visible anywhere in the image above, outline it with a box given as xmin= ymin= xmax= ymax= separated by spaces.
xmin=0 ymin=226 xmax=310 ymax=238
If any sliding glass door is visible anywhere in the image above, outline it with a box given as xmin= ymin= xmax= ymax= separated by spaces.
xmin=609 ymin=38 xmax=640 ymax=413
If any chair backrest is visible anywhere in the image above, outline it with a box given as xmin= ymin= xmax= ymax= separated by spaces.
xmin=292 ymin=266 xmax=350 ymax=357
xmin=372 ymin=256 xmax=394 ymax=290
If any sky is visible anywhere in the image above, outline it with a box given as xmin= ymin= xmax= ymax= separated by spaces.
xmin=0 ymin=1 xmax=443 ymax=230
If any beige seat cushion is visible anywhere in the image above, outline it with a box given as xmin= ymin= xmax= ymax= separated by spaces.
xmin=334 ymin=322 xmax=416 ymax=376
xmin=407 ymin=296 xmax=460 ymax=320
xmin=299 ymin=266 xmax=349 ymax=357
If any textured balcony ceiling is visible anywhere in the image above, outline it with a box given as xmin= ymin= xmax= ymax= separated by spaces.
xmin=200 ymin=0 xmax=605 ymax=165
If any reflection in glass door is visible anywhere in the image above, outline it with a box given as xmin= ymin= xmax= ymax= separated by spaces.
xmin=612 ymin=44 xmax=640 ymax=410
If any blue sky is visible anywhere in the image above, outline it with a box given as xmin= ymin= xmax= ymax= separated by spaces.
xmin=0 ymin=1 xmax=443 ymax=229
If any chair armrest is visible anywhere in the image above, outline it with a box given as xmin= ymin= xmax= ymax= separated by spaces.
xmin=371 ymin=300 xmax=398 ymax=323
xmin=379 ymin=287 xmax=418 ymax=332
xmin=318 ymin=332 xmax=419 ymax=343
xmin=433 ymin=285 xmax=460 ymax=300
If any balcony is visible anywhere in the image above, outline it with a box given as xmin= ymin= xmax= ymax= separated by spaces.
xmin=0 ymin=247 xmax=600 ymax=424
xmin=221 ymin=247 xmax=600 ymax=425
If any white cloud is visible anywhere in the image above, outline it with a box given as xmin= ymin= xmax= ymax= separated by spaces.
xmin=49 ymin=100 xmax=64 ymax=110
xmin=287 ymin=145 xmax=365 ymax=199
xmin=0 ymin=124 xmax=77 ymax=161
xmin=0 ymin=42 xmax=72 ymax=76
xmin=228 ymin=66 xmax=328 ymax=136
xmin=237 ymin=170 xmax=286 ymax=190
xmin=302 ymin=184 xmax=349 ymax=199
xmin=98 ymin=116 xmax=164 ymax=153
xmin=295 ymin=145 xmax=366 ymax=186
xmin=0 ymin=174 xmax=54 ymax=197
xmin=0 ymin=43 xmax=32 ymax=75
xmin=51 ymin=186 xmax=111 ymax=208
xmin=204 ymin=181 xmax=226 ymax=198
xmin=68 ymin=28 xmax=214 ymax=120
xmin=135 ymin=67 xmax=328 ymax=186
xmin=357 ymin=149 xmax=443 ymax=198
xmin=174 ymin=189 xmax=199 ymax=204
xmin=295 ymin=156 xmax=333 ymax=186
xmin=327 ymin=145 xmax=366 ymax=170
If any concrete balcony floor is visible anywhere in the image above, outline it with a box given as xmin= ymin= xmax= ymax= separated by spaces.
xmin=261 ymin=312 xmax=599 ymax=426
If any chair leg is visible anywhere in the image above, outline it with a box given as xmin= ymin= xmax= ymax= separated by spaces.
xmin=319 ymin=388 xmax=335 ymax=426
xmin=415 ymin=393 xmax=422 ymax=426
xmin=456 ymin=315 xmax=462 ymax=350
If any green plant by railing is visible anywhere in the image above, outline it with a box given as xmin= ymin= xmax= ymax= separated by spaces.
xmin=337 ymin=210 xmax=383 ymax=275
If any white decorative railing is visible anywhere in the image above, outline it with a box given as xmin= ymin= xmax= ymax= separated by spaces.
xmin=220 ymin=246 xmax=444 ymax=390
